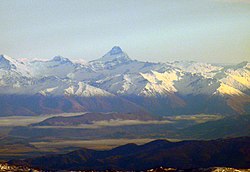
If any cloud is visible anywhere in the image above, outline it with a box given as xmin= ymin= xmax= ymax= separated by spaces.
xmin=33 ymin=120 xmax=173 ymax=129
xmin=18 ymin=58 xmax=30 ymax=63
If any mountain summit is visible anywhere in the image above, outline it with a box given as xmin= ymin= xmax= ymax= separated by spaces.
xmin=52 ymin=56 xmax=70 ymax=62
xmin=109 ymin=46 xmax=123 ymax=55
xmin=89 ymin=46 xmax=132 ymax=70
xmin=94 ymin=46 xmax=131 ymax=63
xmin=0 ymin=54 xmax=30 ymax=76
xmin=51 ymin=55 xmax=73 ymax=64
xmin=0 ymin=54 xmax=16 ymax=70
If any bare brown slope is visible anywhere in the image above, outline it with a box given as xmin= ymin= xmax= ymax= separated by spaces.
xmin=0 ymin=94 xmax=150 ymax=116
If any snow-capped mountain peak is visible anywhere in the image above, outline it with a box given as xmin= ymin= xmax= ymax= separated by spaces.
xmin=26 ymin=55 xmax=77 ymax=78
xmin=88 ymin=46 xmax=132 ymax=70
xmin=95 ymin=46 xmax=131 ymax=62
xmin=0 ymin=54 xmax=16 ymax=70
xmin=51 ymin=56 xmax=72 ymax=64
xmin=0 ymin=54 xmax=31 ymax=76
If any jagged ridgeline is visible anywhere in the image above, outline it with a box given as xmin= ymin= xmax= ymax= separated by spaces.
xmin=0 ymin=46 xmax=249 ymax=116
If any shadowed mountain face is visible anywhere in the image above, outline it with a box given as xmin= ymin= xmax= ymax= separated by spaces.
xmin=0 ymin=47 xmax=249 ymax=116
xmin=178 ymin=115 xmax=250 ymax=139
xmin=9 ymin=137 xmax=250 ymax=171
xmin=0 ymin=94 xmax=150 ymax=117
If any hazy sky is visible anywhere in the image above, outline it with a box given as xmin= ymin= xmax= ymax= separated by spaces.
xmin=0 ymin=0 xmax=250 ymax=63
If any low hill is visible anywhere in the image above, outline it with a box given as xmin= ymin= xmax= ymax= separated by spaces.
xmin=179 ymin=115 xmax=250 ymax=139
xmin=32 ymin=112 xmax=159 ymax=126
xmin=9 ymin=137 xmax=250 ymax=171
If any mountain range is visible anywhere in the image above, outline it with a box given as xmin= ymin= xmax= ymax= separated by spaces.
xmin=8 ymin=137 xmax=250 ymax=171
xmin=0 ymin=46 xmax=249 ymax=116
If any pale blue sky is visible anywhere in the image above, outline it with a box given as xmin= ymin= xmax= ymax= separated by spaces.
xmin=0 ymin=0 xmax=250 ymax=63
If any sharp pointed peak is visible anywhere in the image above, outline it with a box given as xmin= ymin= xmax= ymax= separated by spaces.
xmin=0 ymin=54 xmax=12 ymax=59
xmin=102 ymin=46 xmax=131 ymax=60
xmin=90 ymin=46 xmax=132 ymax=64
xmin=109 ymin=46 xmax=123 ymax=55
xmin=0 ymin=54 xmax=20 ymax=70
xmin=0 ymin=54 xmax=18 ymax=63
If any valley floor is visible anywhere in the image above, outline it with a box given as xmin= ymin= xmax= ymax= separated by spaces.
xmin=0 ymin=112 xmax=249 ymax=161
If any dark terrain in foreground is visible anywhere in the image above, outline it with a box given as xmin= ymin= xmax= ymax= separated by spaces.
xmin=9 ymin=137 xmax=250 ymax=171
xmin=0 ymin=164 xmax=250 ymax=172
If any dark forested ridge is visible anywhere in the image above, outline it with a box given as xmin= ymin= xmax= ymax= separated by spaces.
xmin=9 ymin=137 xmax=250 ymax=171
